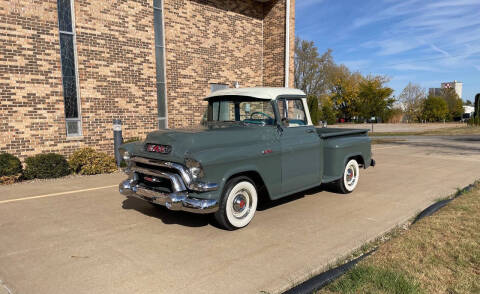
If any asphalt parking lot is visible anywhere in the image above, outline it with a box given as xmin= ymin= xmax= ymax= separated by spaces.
xmin=1 ymin=135 xmax=480 ymax=294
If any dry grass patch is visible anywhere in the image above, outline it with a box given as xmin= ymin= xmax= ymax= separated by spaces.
xmin=319 ymin=183 xmax=480 ymax=294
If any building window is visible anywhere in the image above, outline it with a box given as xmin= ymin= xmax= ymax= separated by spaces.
xmin=154 ymin=0 xmax=168 ymax=129
xmin=57 ymin=0 xmax=81 ymax=136
xmin=210 ymin=83 xmax=228 ymax=93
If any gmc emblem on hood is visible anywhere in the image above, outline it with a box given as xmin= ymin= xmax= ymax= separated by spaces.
xmin=146 ymin=144 xmax=171 ymax=154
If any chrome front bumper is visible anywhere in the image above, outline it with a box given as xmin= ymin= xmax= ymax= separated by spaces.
xmin=120 ymin=157 xmax=219 ymax=214
xmin=120 ymin=179 xmax=219 ymax=213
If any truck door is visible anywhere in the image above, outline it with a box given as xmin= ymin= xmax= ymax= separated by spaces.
xmin=278 ymin=98 xmax=321 ymax=195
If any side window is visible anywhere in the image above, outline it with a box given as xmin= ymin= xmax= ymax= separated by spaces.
xmin=278 ymin=99 xmax=307 ymax=127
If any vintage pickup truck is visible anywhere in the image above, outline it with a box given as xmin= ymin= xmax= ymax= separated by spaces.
xmin=119 ymin=88 xmax=374 ymax=230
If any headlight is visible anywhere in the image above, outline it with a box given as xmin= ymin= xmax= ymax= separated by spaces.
xmin=185 ymin=158 xmax=204 ymax=180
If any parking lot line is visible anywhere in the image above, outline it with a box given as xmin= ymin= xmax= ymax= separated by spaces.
xmin=0 ymin=185 xmax=117 ymax=205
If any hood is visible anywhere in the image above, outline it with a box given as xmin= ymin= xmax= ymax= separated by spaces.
xmin=129 ymin=125 xmax=276 ymax=163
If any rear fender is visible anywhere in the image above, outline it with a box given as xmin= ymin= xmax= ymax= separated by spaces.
xmin=343 ymin=152 xmax=366 ymax=168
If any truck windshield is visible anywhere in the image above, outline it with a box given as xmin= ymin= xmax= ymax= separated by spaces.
xmin=206 ymin=98 xmax=275 ymax=126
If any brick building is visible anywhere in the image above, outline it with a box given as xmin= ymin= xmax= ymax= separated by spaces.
xmin=0 ymin=0 xmax=295 ymax=159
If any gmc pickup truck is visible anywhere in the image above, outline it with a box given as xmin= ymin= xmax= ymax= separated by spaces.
xmin=119 ymin=87 xmax=375 ymax=230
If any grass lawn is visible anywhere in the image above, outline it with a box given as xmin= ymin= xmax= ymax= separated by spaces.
xmin=318 ymin=183 xmax=480 ymax=294
xmin=369 ymin=126 xmax=480 ymax=137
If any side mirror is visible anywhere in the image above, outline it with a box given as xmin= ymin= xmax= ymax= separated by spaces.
xmin=281 ymin=117 xmax=289 ymax=127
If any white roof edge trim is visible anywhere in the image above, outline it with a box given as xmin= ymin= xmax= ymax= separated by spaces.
xmin=204 ymin=87 xmax=306 ymax=101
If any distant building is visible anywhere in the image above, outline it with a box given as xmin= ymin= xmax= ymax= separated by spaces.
xmin=428 ymin=88 xmax=443 ymax=97
xmin=441 ymin=80 xmax=463 ymax=99
xmin=428 ymin=80 xmax=463 ymax=99
xmin=463 ymin=106 xmax=475 ymax=115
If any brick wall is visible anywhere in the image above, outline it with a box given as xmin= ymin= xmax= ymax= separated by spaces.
xmin=0 ymin=0 xmax=158 ymax=160
xmin=164 ymin=0 xmax=265 ymax=128
xmin=0 ymin=1 xmax=68 ymax=158
xmin=74 ymin=0 xmax=158 ymax=151
xmin=262 ymin=0 xmax=283 ymax=87
xmin=263 ymin=0 xmax=294 ymax=88
xmin=0 ymin=0 xmax=295 ymax=159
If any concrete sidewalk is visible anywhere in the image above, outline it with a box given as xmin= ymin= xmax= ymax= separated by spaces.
xmin=0 ymin=136 xmax=479 ymax=294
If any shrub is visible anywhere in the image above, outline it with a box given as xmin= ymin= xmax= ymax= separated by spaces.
xmin=0 ymin=174 xmax=22 ymax=185
xmin=0 ymin=153 xmax=22 ymax=177
xmin=468 ymin=117 xmax=480 ymax=126
xmin=24 ymin=153 xmax=70 ymax=179
xmin=422 ymin=96 xmax=448 ymax=122
xmin=69 ymin=148 xmax=117 ymax=175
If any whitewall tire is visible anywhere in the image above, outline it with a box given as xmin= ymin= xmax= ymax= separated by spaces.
xmin=214 ymin=176 xmax=258 ymax=230
xmin=337 ymin=159 xmax=360 ymax=194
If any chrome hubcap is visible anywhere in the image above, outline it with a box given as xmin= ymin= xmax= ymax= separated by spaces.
xmin=346 ymin=166 xmax=357 ymax=186
xmin=231 ymin=189 xmax=251 ymax=219
xmin=233 ymin=194 xmax=247 ymax=213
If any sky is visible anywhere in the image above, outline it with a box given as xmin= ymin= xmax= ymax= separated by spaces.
xmin=295 ymin=0 xmax=480 ymax=102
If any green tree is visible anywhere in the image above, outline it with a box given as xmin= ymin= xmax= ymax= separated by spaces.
xmin=472 ymin=94 xmax=480 ymax=125
xmin=307 ymin=95 xmax=320 ymax=125
xmin=422 ymin=96 xmax=448 ymax=122
xmin=356 ymin=76 xmax=395 ymax=122
xmin=319 ymin=96 xmax=337 ymax=125
xmin=328 ymin=65 xmax=364 ymax=120
xmin=465 ymin=100 xmax=472 ymax=106
xmin=441 ymin=88 xmax=463 ymax=120
xmin=398 ymin=82 xmax=426 ymax=122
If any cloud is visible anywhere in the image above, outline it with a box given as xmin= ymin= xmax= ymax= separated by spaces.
xmin=390 ymin=74 xmax=415 ymax=82
xmin=426 ymin=0 xmax=480 ymax=9
xmin=362 ymin=39 xmax=421 ymax=56
xmin=348 ymin=0 xmax=480 ymax=74
xmin=429 ymin=44 xmax=450 ymax=58
xmin=338 ymin=59 xmax=370 ymax=71
xmin=388 ymin=63 xmax=438 ymax=72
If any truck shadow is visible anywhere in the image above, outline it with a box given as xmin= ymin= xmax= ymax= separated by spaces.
xmin=121 ymin=197 xmax=211 ymax=227
xmin=121 ymin=183 xmax=340 ymax=228
xmin=257 ymin=183 xmax=338 ymax=211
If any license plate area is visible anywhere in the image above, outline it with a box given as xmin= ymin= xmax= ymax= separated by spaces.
xmin=136 ymin=186 xmax=169 ymax=205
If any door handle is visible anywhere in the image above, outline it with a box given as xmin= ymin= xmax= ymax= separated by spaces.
xmin=306 ymin=129 xmax=314 ymax=133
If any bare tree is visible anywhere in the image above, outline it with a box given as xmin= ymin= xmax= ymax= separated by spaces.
xmin=398 ymin=82 xmax=426 ymax=122
xmin=294 ymin=37 xmax=333 ymax=97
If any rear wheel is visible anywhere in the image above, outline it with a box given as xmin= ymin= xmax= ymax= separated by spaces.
xmin=214 ymin=176 xmax=258 ymax=230
xmin=336 ymin=159 xmax=360 ymax=194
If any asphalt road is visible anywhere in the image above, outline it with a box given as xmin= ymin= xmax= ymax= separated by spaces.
xmin=1 ymin=135 xmax=479 ymax=294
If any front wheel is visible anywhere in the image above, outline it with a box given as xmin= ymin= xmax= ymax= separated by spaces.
xmin=336 ymin=159 xmax=360 ymax=194
xmin=214 ymin=176 xmax=258 ymax=230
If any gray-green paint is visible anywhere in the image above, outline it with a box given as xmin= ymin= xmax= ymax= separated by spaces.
xmin=120 ymin=98 xmax=373 ymax=202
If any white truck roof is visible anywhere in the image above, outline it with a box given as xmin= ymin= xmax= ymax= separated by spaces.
xmin=205 ymin=87 xmax=306 ymax=100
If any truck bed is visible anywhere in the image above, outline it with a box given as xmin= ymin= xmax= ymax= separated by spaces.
xmin=315 ymin=127 xmax=369 ymax=139
xmin=316 ymin=127 xmax=372 ymax=183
